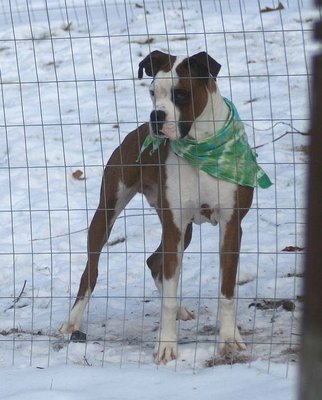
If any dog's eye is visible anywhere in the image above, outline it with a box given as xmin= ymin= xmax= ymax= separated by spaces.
xmin=172 ymin=89 xmax=190 ymax=105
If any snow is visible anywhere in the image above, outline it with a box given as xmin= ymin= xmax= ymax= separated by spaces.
xmin=1 ymin=362 xmax=297 ymax=400
xmin=0 ymin=0 xmax=320 ymax=398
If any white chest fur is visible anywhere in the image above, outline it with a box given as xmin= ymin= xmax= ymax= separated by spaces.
xmin=165 ymin=150 xmax=237 ymax=230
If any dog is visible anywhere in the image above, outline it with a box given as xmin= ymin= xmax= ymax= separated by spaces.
xmin=60 ymin=51 xmax=271 ymax=364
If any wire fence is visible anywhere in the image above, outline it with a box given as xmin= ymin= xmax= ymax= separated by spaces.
xmin=0 ymin=0 xmax=319 ymax=373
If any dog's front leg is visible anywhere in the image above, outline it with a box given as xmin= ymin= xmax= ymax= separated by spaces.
xmin=218 ymin=186 xmax=253 ymax=356
xmin=155 ymin=269 xmax=180 ymax=364
xmin=218 ymin=211 xmax=245 ymax=356
xmin=154 ymin=214 xmax=186 ymax=364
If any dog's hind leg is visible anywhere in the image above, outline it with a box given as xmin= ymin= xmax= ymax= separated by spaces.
xmin=59 ymin=202 xmax=110 ymax=336
xmin=147 ymin=223 xmax=195 ymax=321
xmin=59 ymin=134 xmax=142 ymax=336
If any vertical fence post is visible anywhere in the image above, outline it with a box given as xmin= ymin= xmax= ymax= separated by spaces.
xmin=299 ymin=1 xmax=322 ymax=399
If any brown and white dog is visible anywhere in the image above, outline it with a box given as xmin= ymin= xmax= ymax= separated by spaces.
xmin=60 ymin=51 xmax=253 ymax=364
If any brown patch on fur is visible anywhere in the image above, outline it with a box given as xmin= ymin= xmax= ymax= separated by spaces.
xmin=174 ymin=60 xmax=209 ymax=133
xmin=147 ymin=223 xmax=192 ymax=282
xmin=220 ymin=186 xmax=254 ymax=299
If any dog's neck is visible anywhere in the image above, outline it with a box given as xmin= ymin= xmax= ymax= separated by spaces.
xmin=189 ymin=84 xmax=230 ymax=141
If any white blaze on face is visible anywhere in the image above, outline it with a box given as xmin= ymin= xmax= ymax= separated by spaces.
xmin=149 ymin=60 xmax=183 ymax=140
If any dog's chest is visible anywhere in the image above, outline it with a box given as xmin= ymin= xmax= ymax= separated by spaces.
xmin=165 ymin=151 xmax=237 ymax=226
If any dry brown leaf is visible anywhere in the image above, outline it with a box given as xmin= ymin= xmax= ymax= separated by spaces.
xmin=72 ymin=169 xmax=85 ymax=180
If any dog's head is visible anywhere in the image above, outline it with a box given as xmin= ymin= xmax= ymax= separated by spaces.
xmin=138 ymin=51 xmax=221 ymax=140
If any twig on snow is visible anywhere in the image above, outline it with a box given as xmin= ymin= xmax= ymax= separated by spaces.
xmin=6 ymin=280 xmax=27 ymax=311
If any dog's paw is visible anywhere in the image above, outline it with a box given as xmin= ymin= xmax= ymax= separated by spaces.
xmin=176 ymin=306 xmax=195 ymax=321
xmin=219 ymin=330 xmax=246 ymax=357
xmin=154 ymin=341 xmax=178 ymax=364
xmin=59 ymin=322 xmax=78 ymax=334
xmin=219 ymin=339 xmax=246 ymax=357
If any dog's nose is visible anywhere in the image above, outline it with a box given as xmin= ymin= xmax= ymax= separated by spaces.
xmin=150 ymin=110 xmax=166 ymax=135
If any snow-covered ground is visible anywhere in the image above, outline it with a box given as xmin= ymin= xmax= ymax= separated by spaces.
xmin=1 ymin=362 xmax=297 ymax=400
xmin=0 ymin=0 xmax=320 ymax=398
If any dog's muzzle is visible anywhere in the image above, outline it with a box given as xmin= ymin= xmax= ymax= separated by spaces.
xmin=150 ymin=110 xmax=166 ymax=135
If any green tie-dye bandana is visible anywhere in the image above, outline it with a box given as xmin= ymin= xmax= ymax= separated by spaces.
xmin=138 ymin=98 xmax=272 ymax=189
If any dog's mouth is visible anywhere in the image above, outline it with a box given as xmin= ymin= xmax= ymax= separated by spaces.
xmin=150 ymin=125 xmax=178 ymax=141
xmin=150 ymin=125 xmax=189 ymax=141
xmin=150 ymin=127 xmax=166 ymax=137
xmin=149 ymin=110 xmax=192 ymax=140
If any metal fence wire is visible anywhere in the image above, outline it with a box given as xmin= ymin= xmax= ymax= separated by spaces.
xmin=0 ymin=0 xmax=319 ymax=373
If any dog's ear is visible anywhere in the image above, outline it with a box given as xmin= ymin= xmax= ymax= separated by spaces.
xmin=138 ymin=51 xmax=176 ymax=79
xmin=186 ymin=52 xmax=221 ymax=79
